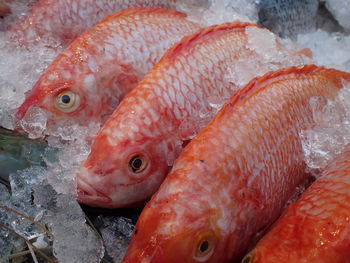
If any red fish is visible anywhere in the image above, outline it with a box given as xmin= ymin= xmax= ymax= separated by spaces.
xmin=242 ymin=144 xmax=350 ymax=263
xmin=0 ymin=0 xmax=11 ymax=17
xmin=9 ymin=0 xmax=187 ymax=45
xmin=16 ymin=8 xmax=201 ymax=128
xmin=76 ymin=22 xmax=306 ymax=208
xmin=121 ymin=65 xmax=350 ymax=263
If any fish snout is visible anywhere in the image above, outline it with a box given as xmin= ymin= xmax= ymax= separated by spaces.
xmin=76 ymin=170 xmax=112 ymax=207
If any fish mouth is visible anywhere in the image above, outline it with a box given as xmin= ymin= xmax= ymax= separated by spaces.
xmin=76 ymin=176 xmax=112 ymax=205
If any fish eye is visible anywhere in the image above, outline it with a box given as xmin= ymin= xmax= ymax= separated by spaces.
xmin=241 ymin=252 xmax=255 ymax=263
xmin=55 ymin=90 xmax=80 ymax=113
xmin=128 ymin=154 xmax=148 ymax=174
xmin=193 ymin=232 xmax=215 ymax=262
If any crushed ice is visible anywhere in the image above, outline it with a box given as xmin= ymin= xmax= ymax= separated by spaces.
xmin=300 ymin=84 xmax=350 ymax=172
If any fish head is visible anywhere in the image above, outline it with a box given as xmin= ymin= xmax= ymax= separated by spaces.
xmin=121 ymin=187 xmax=229 ymax=263
xmin=76 ymin=129 xmax=172 ymax=208
xmin=16 ymin=73 xmax=115 ymax=130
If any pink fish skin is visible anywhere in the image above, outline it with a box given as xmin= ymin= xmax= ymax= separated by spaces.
xmin=121 ymin=65 xmax=350 ymax=263
xmin=243 ymin=144 xmax=350 ymax=263
xmin=16 ymin=8 xmax=201 ymax=127
xmin=9 ymin=0 xmax=184 ymax=45
xmin=76 ymin=22 xmax=300 ymax=208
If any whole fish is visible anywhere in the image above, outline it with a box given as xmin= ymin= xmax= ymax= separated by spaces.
xmin=9 ymin=0 xmax=203 ymax=45
xmin=243 ymin=144 xmax=350 ymax=263
xmin=121 ymin=65 xmax=350 ymax=263
xmin=16 ymin=8 xmax=201 ymax=127
xmin=76 ymin=22 xmax=304 ymax=208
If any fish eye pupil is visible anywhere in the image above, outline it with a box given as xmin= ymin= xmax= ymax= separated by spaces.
xmin=132 ymin=158 xmax=142 ymax=169
xmin=129 ymin=155 xmax=148 ymax=174
xmin=61 ymin=94 xmax=71 ymax=104
xmin=199 ymin=240 xmax=209 ymax=253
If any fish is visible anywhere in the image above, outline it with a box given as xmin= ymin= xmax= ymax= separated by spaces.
xmin=258 ymin=0 xmax=319 ymax=37
xmin=16 ymin=8 xmax=202 ymax=128
xmin=243 ymin=144 xmax=350 ymax=263
xmin=121 ymin=65 xmax=350 ymax=263
xmin=0 ymin=0 xmax=11 ymax=17
xmin=9 ymin=0 xmax=194 ymax=45
xmin=76 ymin=22 xmax=306 ymax=208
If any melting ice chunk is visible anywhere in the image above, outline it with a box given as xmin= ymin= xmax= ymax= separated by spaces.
xmin=20 ymin=106 xmax=47 ymax=139
xmin=297 ymin=30 xmax=350 ymax=71
xmin=97 ymin=216 xmax=134 ymax=263
xmin=301 ymin=85 xmax=350 ymax=172
xmin=324 ymin=0 xmax=350 ymax=31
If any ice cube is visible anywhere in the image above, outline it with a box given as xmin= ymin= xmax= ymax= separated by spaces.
xmin=324 ymin=0 xmax=350 ymax=31
xmin=97 ymin=216 xmax=134 ymax=263
xmin=300 ymin=85 xmax=350 ymax=172
xmin=19 ymin=106 xmax=47 ymax=139
xmin=297 ymin=30 xmax=350 ymax=70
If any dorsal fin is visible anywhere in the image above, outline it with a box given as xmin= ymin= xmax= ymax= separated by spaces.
xmin=156 ymin=21 xmax=258 ymax=65
xmin=228 ymin=65 xmax=350 ymax=107
xmin=101 ymin=7 xmax=188 ymax=23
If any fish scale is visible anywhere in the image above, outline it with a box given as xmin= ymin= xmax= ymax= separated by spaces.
xmin=246 ymin=144 xmax=350 ymax=263
xmin=77 ymin=22 xmax=290 ymax=208
xmin=121 ymin=65 xmax=350 ymax=263
xmin=10 ymin=0 xmax=183 ymax=45
xmin=16 ymin=8 xmax=201 ymax=127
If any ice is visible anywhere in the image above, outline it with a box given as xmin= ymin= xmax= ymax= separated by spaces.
xmin=0 ymin=0 xmax=37 ymax=31
xmin=324 ymin=0 xmax=350 ymax=31
xmin=0 ymin=31 xmax=62 ymax=130
xmin=33 ymin=188 xmax=104 ymax=263
xmin=257 ymin=0 xmax=319 ymax=37
xmin=19 ymin=106 xmax=47 ymax=139
xmin=300 ymin=85 xmax=350 ymax=172
xmin=297 ymin=30 xmax=350 ymax=71
xmin=178 ymin=0 xmax=258 ymax=27
xmin=225 ymin=26 xmax=311 ymax=88
xmin=247 ymin=26 xmax=278 ymax=58
xmin=0 ymin=122 xmax=103 ymax=262
xmin=97 ymin=216 xmax=134 ymax=263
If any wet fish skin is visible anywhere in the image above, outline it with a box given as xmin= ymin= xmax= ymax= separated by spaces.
xmin=0 ymin=0 xmax=11 ymax=17
xmin=121 ymin=66 xmax=350 ymax=263
xmin=9 ymin=0 xmax=183 ymax=45
xmin=258 ymin=0 xmax=319 ymax=37
xmin=16 ymin=8 xmax=201 ymax=127
xmin=244 ymin=144 xmax=350 ymax=263
xmin=76 ymin=22 xmax=283 ymax=208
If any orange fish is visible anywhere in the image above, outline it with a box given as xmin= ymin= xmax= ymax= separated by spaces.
xmin=16 ymin=8 xmax=201 ymax=128
xmin=243 ymin=144 xmax=350 ymax=263
xmin=121 ymin=65 xmax=350 ymax=263
xmin=76 ymin=22 xmax=306 ymax=208
xmin=9 ymin=0 xmax=186 ymax=45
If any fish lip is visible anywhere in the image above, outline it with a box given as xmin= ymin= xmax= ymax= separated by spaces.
xmin=76 ymin=176 xmax=112 ymax=204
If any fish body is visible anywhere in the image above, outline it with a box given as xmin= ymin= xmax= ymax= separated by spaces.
xmin=0 ymin=0 xmax=11 ymax=17
xmin=121 ymin=66 xmax=350 ymax=262
xmin=9 ymin=0 xmax=183 ymax=44
xmin=76 ymin=22 xmax=299 ymax=208
xmin=16 ymin=8 xmax=201 ymax=127
xmin=244 ymin=144 xmax=350 ymax=263
xmin=258 ymin=0 xmax=319 ymax=37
